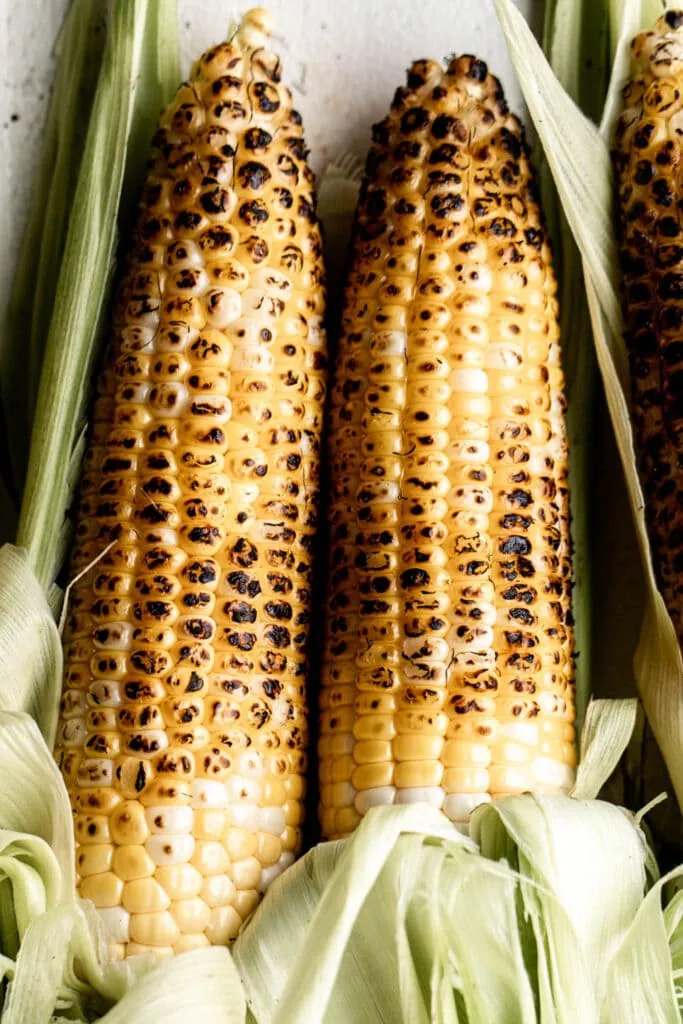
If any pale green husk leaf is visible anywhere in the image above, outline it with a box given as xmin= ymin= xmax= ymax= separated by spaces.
xmin=16 ymin=0 xmax=180 ymax=594
xmin=493 ymin=0 xmax=683 ymax=823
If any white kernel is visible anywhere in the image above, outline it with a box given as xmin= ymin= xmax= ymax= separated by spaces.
xmin=226 ymin=775 xmax=262 ymax=804
xmin=278 ymin=850 xmax=295 ymax=871
xmin=395 ymin=787 xmax=445 ymax=808
xmin=145 ymin=806 xmax=194 ymax=834
xmin=229 ymin=345 xmax=274 ymax=372
xmin=228 ymin=804 xmax=262 ymax=832
xmin=260 ymin=807 xmax=286 ymax=836
xmin=499 ymin=722 xmax=539 ymax=746
xmin=191 ymin=779 xmax=229 ymax=808
xmin=61 ymin=691 xmax=88 ymax=718
xmin=146 ymin=834 xmax=195 ymax=866
xmin=449 ymin=368 xmax=488 ymax=393
xmin=204 ymin=288 xmax=241 ymax=328
xmin=443 ymin=793 xmax=491 ymax=823
xmin=97 ymin=907 xmax=130 ymax=944
xmin=92 ymin=622 xmax=133 ymax=650
xmin=355 ymin=786 xmax=396 ymax=815
xmin=61 ymin=718 xmax=88 ymax=747
xmin=77 ymin=759 xmax=114 ymax=787
xmin=448 ymin=440 xmax=490 ymax=463
xmin=88 ymin=681 xmax=122 ymax=707
xmin=370 ymin=330 xmax=406 ymax=356
xmin=251 ymin=267 xmax=292 ymax=298
xmin=258 ymin=863 xmax=282 ymax=893
xmin=532 ymin=758 xmax=575 ymax=791
xmin=143 ymin=527 xmax=178 ymax=545
xmin=485 ymin=343 xmax=523 ymax=370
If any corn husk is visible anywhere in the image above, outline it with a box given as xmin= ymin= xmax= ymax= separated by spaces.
xmin=493 ymin=0 xmax=683 ymax=824
xmin=14 ymin=0 xmax=180 ymax=596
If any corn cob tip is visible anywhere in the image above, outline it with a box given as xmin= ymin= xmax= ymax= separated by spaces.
xmin=631 ymin=10 xmax=683 ymax=76
xmin=238 ymin=7 xmax=274 ymax=50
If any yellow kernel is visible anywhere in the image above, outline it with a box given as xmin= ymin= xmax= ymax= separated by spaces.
xmin=232 ymin=890 xmax=259 ymax=920
xmin=110 ymin=801 xmax=150 ymax=845
xmin=443 ymin=766 xmax=490 ymax=793
xmin=352 ymin=741 xmax=392 ymax=765
xmin=194 ymin=808 xmax=227 ymax=840
xmin=192 ymin=840 xmax=230 ymax=877
xmin=394 ymin=761 xmax=444 ymax=789
xmin=262 ymin=778 xmax=287 ymax=805
xmin=170 ymin=898 xmax=211 ymax=934
xmin=112 ymin=845 xmax=156 ymax=881
xmin=80 ymin=872 xmax=124 ymax=908
xmin=335 ymin=807 xmax=361 ymax=835
xmin=229 ymin=857 xmax=261 ymax=890
xmin=139 ymin=779 xmax=192 ymax=806
xmin=224 ymin=828 xmax=257 ymax=861
xmin=129 ymin=911 xmax=180 ymax=947
xmin=75 ymin=815 xmax=111 ymax=845
xmin=283 ymin=774 xmax=304 ymax=800
xmin=154 ymin=863 xmax=203 ymax=900
xmin=352 ymin=763 xmax=394 ymax=791
xmin=393 ymin=735 xmax=444 ymax=761
xmin=76 ymin=844 xmax=113 ymax=877
xmin=284 ymin=800 xmax=303 ymax=826
xmin=123 ymin=878 xmax=171 ymax=914
xmin=206 ymin=905 xmax=242 ymax=944
xmin=200 ymin=873 xmax=236 ymax=908
xmin=442 ymin=740 xmax=492 ymax=767
xmin=75 ymin=789 xmax=122 ymax=815
xmin=256 ymin=832 xmax=281 ymax=866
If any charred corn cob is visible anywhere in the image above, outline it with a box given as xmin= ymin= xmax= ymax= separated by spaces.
xmin=54 ymin=8 xmax=326 ymax=956
xmin=615 ymin=11 xmax=683 ymax=644
xmin=319 ymin=55 xmax=575 ymax=838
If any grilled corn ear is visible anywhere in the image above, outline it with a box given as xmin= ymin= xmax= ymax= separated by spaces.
xmin=615 ymin=11 xmax=683 ymax=644
xmin=320 ymin=55 xmax=575 ymax=838
xmin=55 ymin=7 xmax=326 ymax=956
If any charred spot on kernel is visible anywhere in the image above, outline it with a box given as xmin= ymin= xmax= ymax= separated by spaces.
xmin=400 ymin=107 xmax=430 ymax=133
xmin=298 ymin=195 xmax=317 ymax=222
xmin=499 ymin=126 xmax=522 ymax=160
xmin=200 ymin=188 xmax=230 ymax=215
xmin=665 ymin=9 xmax=683 ymax=27
xmin=188 ymin=525 xmax=221 ymax=544
xmin=225 ymin=600 xmax=257 ymax=624
xmin=252 ymin=80 xmax=280 ymax=112
xmin=238 ymin=161 xmax=271 ymax=190
xmin=400 ymin=568 xmax=429 ymax=589
xmin=659 ymin=217 xmax=680 ymax=238
xmin=264 ymin=624 xmax=291 ymax=648
xmin=633 ymin=122 xmax=655 ymax=149
xmin=265 ymin=601 xmax=292 ymax=620
xmin=185 ymin=672 xmax=204 ymax=693
xmin=430 ymin=193 xmax=464 ymax=218
xmin=431 ymin=114 xmax=465 ymax=141
xmin=464 ymin=56 xmax=488 ymax=80
xmin=238 ymin=200 xmax=269 ymax=226
xmin=174 ymin=210 xmax=203 ymax=231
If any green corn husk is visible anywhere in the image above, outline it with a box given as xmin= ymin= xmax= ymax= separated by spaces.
xmin=493 ymin=0 xmax=683 ymax=824
xmin=14 ymin=0 xmax=179 ymax=598
xmin=0 ymin=0 xmax=107 ymax=527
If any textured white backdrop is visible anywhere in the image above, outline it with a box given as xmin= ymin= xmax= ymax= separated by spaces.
xmin=0 ymin=0 xmax=534 ymax=321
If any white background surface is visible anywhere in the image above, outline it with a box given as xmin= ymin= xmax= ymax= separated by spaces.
xmin=0 ymin=0 xmax=534 ymax=321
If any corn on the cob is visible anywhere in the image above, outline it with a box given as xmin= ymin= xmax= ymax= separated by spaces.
xmin=614 ymin=11 xmax=683 ymax=644
xmin=319 ymin=55 xmax=575 ymax=839
xmin=54 ymin=8 xmax=326 ymax=956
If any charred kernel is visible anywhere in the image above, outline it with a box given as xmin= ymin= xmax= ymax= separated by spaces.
xmin=58 ymin=10 xmax=324 ymax=946
xmin=320 ymin=52 xmax=574 ymax=840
